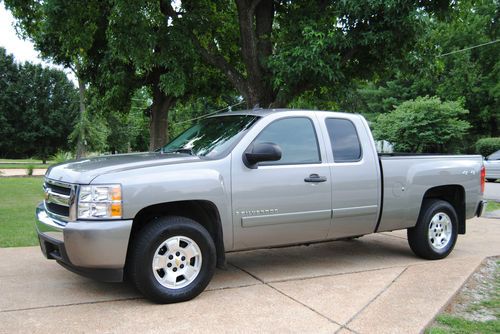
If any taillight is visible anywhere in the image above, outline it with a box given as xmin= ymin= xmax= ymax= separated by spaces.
xmin=480 ymin=165 xmax=485 ymax=194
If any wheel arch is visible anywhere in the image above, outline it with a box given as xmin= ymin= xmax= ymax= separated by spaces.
xmin=421 ymin=185 xmax=466 ymax=234
xmin=127 ymin=200 xmax=226 ymax=269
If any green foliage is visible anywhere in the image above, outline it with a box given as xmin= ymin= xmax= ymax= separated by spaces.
xmin=51 ymin=151 xmax=74 ymax=163
xmin=340 ymin=0 xmax=499 ymax=144
xmin=6 ymin=0 xmax=234 ymax=149
xmin=476 ymin=138 xmax=500 ymax=157
xmin=181 ymin=0 xmax=450 ymax=107
xmin=373 ymin=96 xmax=470 ymax=153
xmin=427 ymin=314 xmax=500 ymax=334
xmin=4 ymin=0 xmax=497 ymax=154
xmin=26 ymin=164 xmax=34 ymax=176
xmin=427 ymin=260 xmax=500 ymax=333
xmin=69 ymin=109 xmax=108 ymax=154
xmin=0 ymin=47 xmax=79 ymax=160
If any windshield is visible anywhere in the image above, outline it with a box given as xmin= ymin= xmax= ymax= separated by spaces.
xmin=161 ymin=115 xmax=259 ymax=158
xmin=487 ymin=150 xmax=500 ymax=160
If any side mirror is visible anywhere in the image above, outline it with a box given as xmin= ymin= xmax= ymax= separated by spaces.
xmin=243 ymin=142 xmax=282 ymax=168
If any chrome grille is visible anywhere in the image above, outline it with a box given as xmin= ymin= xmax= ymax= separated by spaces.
xmin=43 ymin=179 xmax=77 ymax=222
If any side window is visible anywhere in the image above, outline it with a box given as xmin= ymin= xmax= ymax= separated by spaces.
xmin=253 ymin=117 xmax=321 ymax=164
xmin=325 ymin=118 xmax=362 ymax=162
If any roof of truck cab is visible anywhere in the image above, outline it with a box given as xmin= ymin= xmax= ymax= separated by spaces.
xmin=212 ymin=108 xmax=354 ymax=117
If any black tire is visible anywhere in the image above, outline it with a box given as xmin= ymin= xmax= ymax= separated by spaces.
xmin=129 ymin=216 xmax=216 ymax=303
xmin=407 ymin=199 xmax=458 ymax=260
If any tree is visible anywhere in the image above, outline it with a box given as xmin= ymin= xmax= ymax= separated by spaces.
xmin=0 ymin=48 xmax=20 ymax=154
xmin=373 ymin=96 xmax=470 ymax=153
xmin=168 ymin=0 xmax=451 ymax=108
xmin=6 ymin=0 xmax=233 ymax=150
xmin=339 ymin=0 xmax=499 ymax=142
xmin=0 ymin=47 xmax=79 ymax=161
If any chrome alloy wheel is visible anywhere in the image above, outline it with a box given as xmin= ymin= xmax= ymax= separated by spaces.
xmin=152 ymin=236 xmax=202 ymax=289
xmin=428 ymin=212 xmax=452 ymax=251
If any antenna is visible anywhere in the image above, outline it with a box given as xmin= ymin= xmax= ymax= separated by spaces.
xmin=253 ymin=103 xmax=261 ymax=110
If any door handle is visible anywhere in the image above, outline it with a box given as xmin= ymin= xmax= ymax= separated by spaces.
xmin=304 ymin=174 xmax=327 ymax=183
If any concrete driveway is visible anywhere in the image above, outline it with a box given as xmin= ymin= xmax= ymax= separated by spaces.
xmin=1 ymin=217 xmax=499 ymax=334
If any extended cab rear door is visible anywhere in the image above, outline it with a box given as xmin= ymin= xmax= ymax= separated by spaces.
xmin=315 ymin=114 xmax=381 ymax=238
xmin=230 ymin=112 xmax=332 ymax=249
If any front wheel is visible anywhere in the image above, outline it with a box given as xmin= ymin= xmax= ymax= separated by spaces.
xmin=407 ymin=199 xmax=458 ymax=260
xmin=129 ymin=216 xmax=216 ymax=303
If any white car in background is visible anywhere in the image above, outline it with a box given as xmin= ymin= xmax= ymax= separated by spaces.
xmin=485 ymin=150 xmax=500 ymax=182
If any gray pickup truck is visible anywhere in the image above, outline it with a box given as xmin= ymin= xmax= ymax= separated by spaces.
xmin=36 ymin=109 xmax=487 ymax=303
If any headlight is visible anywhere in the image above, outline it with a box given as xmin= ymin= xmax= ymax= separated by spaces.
xmin=77 ymin=184 xmax=122 ymax=219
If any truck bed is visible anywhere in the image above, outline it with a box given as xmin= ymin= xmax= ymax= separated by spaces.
xmin=377 ymin=155 xmax=483 ymax=233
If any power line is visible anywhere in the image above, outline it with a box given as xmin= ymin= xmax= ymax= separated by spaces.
xmin=437 ymin=39 xmax=499 ymax=57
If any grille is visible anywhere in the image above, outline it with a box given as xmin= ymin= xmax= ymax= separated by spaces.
xmin=46 ymin=202 xmax=70 ymax=217
xmin=48 ymin=183 xmax=71 ymax=196
xmin=44 ymin=179 xmax=75 ymax=221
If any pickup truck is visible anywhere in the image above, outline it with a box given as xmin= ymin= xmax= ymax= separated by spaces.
xmin=36 ymin=109 xmax=487 ymax=303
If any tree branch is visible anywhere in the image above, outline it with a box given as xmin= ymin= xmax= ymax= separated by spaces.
xmin=189 ymin=31 xmax=249 ymax=98
xmin=159 ymin=0 xmax=178 ymax=17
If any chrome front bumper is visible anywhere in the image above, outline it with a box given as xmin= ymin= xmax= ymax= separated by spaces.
xmin=35 ymin=202 xmax=133 ymax=282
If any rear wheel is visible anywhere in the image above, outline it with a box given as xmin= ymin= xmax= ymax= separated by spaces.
xmin=407 ymin=199 xmax=458 ymax=260
xmin=129 ymin=216 xmax=216 ymax=303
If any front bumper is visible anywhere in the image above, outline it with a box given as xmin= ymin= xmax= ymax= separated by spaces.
xmin=35 ymin=202 xmax=133 ymax=282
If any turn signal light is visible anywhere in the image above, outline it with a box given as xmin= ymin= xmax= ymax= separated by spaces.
xmin=480 ymin=165 xmax=485 ymax=194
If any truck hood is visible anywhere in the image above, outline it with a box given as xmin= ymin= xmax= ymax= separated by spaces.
xmin=46 ymin=152 xmax=201 ymax=184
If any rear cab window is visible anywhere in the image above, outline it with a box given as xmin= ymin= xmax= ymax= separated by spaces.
xmin=325 ymin=118 xmax=362 ymax=162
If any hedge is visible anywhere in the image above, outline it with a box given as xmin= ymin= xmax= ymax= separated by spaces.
xmin=476 ymin=137 xmax=500 ymax=157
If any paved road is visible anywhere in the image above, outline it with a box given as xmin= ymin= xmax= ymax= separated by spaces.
xmin=0 ymin=169 xmax=46 ymax=176
xmin=0 ymin=217 xmax=499 ymax=334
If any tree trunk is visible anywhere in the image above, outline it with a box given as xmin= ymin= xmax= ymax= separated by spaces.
xmin=75 ymin=76 xmax=87 ymax=159
xmin=235 ymin=0 xmax=276 ymax=108
xmin=149 ymin=86 xmax=174 ymax=151
xmin=184 ymin=0 xmax=278 ymax=109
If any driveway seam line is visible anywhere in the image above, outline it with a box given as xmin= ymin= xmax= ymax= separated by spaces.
xmin=266 ymin=265 xmax=408 ymax=284
xmin=334 ymin=325 xmax=362 ymax=334
xmin=0 ymin=281 xmax=266 ymax=313
xmin=344 ymin=267 xmax=409 ymax=327
xmin=229 ymin=262 xmax=343 ymax=328
xmin=0 ymin=297 xmax=144 ymax=313
xmin=379 ymin=233 xmax=407 ymax=240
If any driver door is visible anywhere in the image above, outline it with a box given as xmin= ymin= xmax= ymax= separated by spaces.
xmin=231 ymin=116 xmax=332 ymax=249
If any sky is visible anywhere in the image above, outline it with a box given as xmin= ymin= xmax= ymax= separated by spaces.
xmin=0 ymin=3 xmax=76 ymax=84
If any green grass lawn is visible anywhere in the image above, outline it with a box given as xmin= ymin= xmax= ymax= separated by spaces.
xmin=0 ymin=177 xmax=44 ymax=247
xmin=0 ymin=163 xmax=51 ymax=169
xmin=0 ymin=159 xmax=47 ymax=163
xmin=427 ymin=260 xmax=500 ymax=334
xmin=486 ymin=201 xmax=500 ymax=213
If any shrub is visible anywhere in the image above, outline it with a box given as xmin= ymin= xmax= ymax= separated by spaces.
xmin=26 ymin=164 xmax=34 ymax=176
xmin=373 ymin=96 xmax=470 ymax=153
xmin=476 ymin=137 xmax=500 ymax=157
